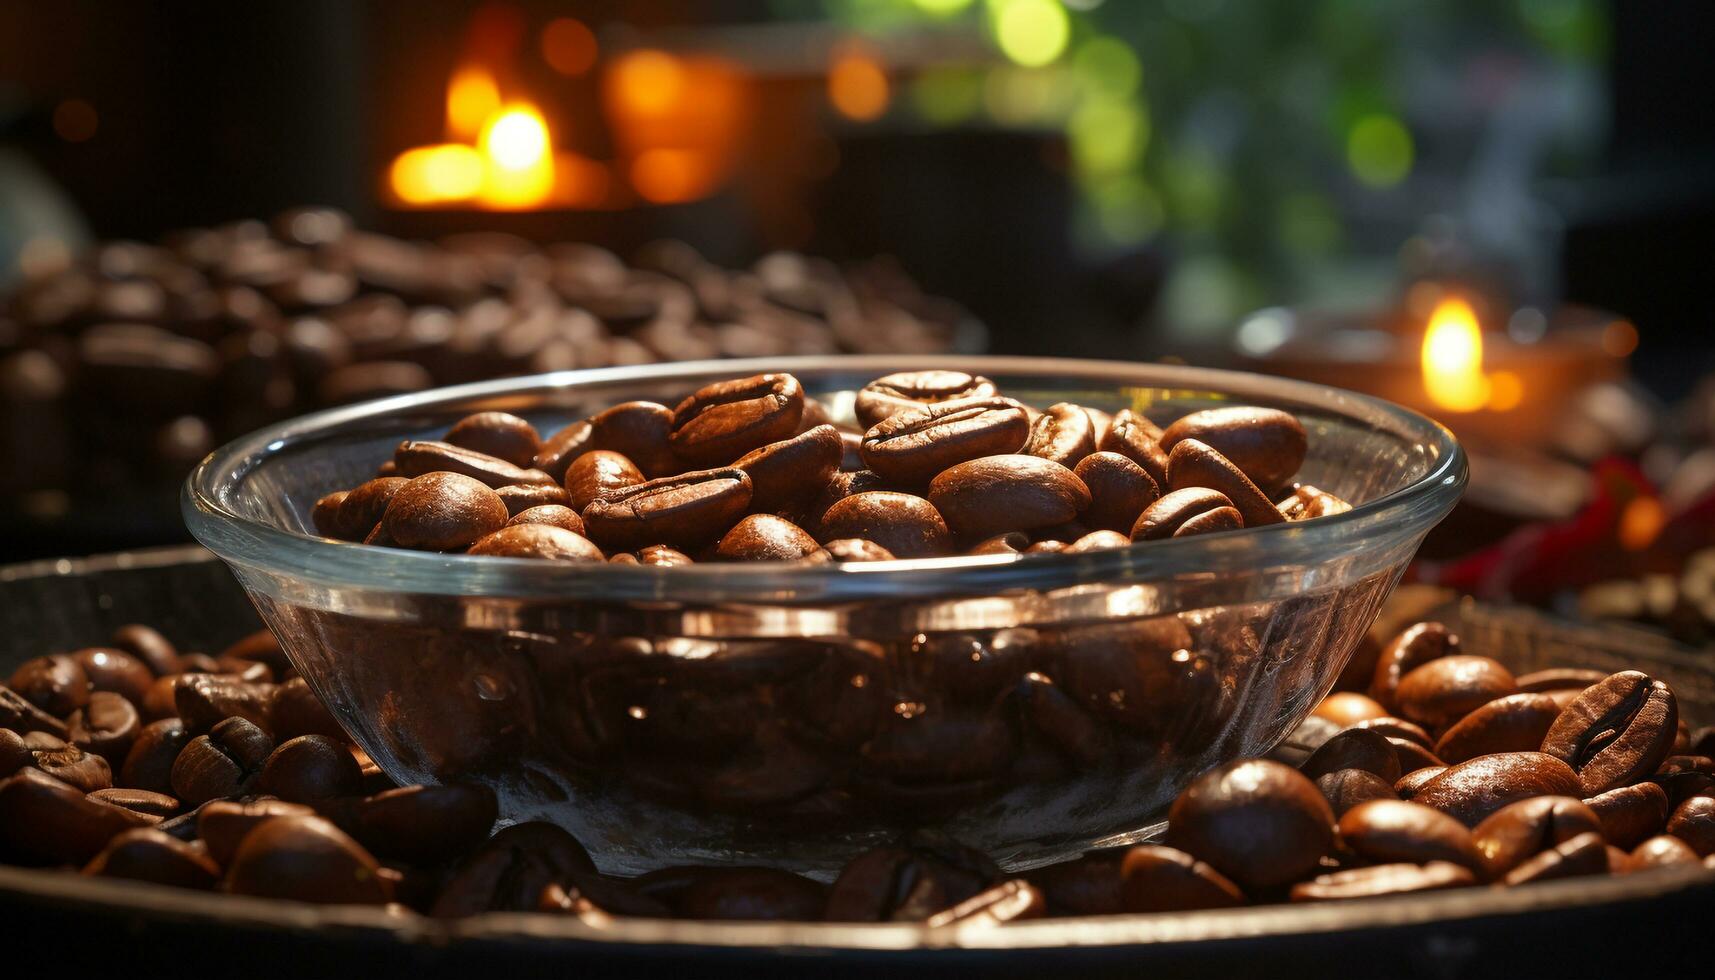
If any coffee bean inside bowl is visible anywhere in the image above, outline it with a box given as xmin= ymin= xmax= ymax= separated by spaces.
xmin=307 ymin=370 xmax=1349 ymax=561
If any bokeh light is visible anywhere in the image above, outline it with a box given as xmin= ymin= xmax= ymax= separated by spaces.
xmin=1347 ymin=113 xmax=1414 ymax=188
xmin=541 ymin=18 xmax=598 ymax=76
xmin=994 ymin=0 xmax=1071 ymax=68
xmin=829 ymin=49 xmax=890 ymax=121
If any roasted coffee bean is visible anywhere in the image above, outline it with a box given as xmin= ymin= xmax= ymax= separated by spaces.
xmin=9 ymin=653 xmax=90 ymax=717
xmin=1315 ymin=768 xmax=1399 ymax=817
xmin=68 ymin=691 xmax=141 ymax=764
xmin=174 ymin=673 xmax=275 ymax=733
xmin=1022 ymin=403 xmax=1097 ymax=468
xmin=329 ymin=784 xmax=497 ymax=864
xmin=1118 ymin=844 xmax=1245 ymax=912
xmin=1025 ymin=851 xmax=1125 ymax=916
xmin=854 ymin=370 xmax=996 ymax=429
xmin=197 ymin=798 xmax=316 ymax=867
xmin=1131 ymin=487 xmax=1240 ymax=541
xmin=1018 ymin=672 xmax=1110 ymax=769
xmin=0 ymin=768 xmax=155 ymax=865
xmin=219 ymin=630 xmax=291 ymax=679
xmin=1395 ymin=765 xmax=1448 ymax=800
xmin=226 ymin=814 xmax=392 ymax=905
xmin=860 ymin=398 xmax=1030 ymax=484
xmin=0 ymin=729 xmax=28 ymax=778
xmin=564 ymin=449 xmax=646 ymax=512
xmin=120 ymin=718 xmax=192 ymax=795
xmin=583 ymin=467 xmax=752 ymax=551
xmin=1098 ymin=410 xmax=1169 ymax=486
xmin=467 ymin=524 xmax=605 ymax=561
xmin=1667 ymin=795 xmax=1715 ymax=856
xmin=444 ymin=411 xmax=541 ymax=468
xmin=1166 ymin=439 xmax=1285 ymax=528
xmin=1275 ymin=713 xmax=1342 ymax=766
xmin=1468 ymin=796 xmax=1604 ymax=879
xmin=1072 ymin=455 xmax=1161 ymax=544
xmin=822 ymin=538 xmax=896 ymax=562
xmin=824 ymin=835 xmax=1000 ymax=921
xmin=394 ymin=440 xmax=556 ymax=489
xmin=256 ymin=735 xmax=363 ymax=802
xmin=1653 ymin=755 xmax=1715 ymax=806
xmin=1338 ymin=799 xmax=1483 ymax=873
xmin=1066 ymin=529 xmax=1131 ymax=553
xmin=1351 ymin=716 xmax=1435 ymax=748
xmin=1516 ymin=668 xmax=1608 ymax=693
xmin=1434 ymin=693 xmax=1563 ymax=764
xmin=807 ymin=468 xmax=894 ymax=526
xmin=381 ymin=471 xmax=509 ymax=551
xmin=656 ymin=867 xmax=827 ymax=921
xmin=818 ymin=491 xmax=951 ymax=559
xmin=25 ymin=735 xmax=112 ymax=792
xmin=1165 ymin=758 xmax=1334 ymax=891
xmin=716 ymin=514 xmax=825 ymax=561
xmin=1412 ymin=752 xmax=1583 ymax=826
xmin=83 ymin=828 xmax=219 ymax=889
xmin=733 ymin=424 xmax=843 ymax=513
xmin=924 ymin=879 xmax=1047 ymax=927
xmin=1312 ymin=692 xmax=1389 ymax=727
xmin=1301 ymin=728 xmax=1402 ymax=783
xmin=584 ymin=401 xmax=677 ymax=477
xmin=1160 ymin=406 xmax=1308 ymax=496
xmin=1628 ymin=834 xmax=1701 ymax=870
xmin=1275 ymin=484 xmax=1352 ymax=521
xmin=505 ymin=503 xmax=586 ymax=535
xmin=87 ymin=788 xmax=181 ymax=820
xmin=331 ymin=476 xmax=408 ymax=540
xmin=635 ymin=544 xmax=696 ymax=566
xmin=1390 ymin=737 xmax=1447 ymax=776
xmin=533 ymin=418 xmax=594 ymax=482
xmin=431 ymin=822 xmax=594 ymax=917
xmin=0 ymin=684 xmax=69 ymax=738
xmin=967 ymin=531 xmax=1030 ymax=555
xmin=1540 ymin=670 xmax=1678 ymax=796
xmin=170 ymin=717 xmax=274 ymax=807
xmin=494 ymin=481 xmax=572 ymax=517
xmin=1393 ymin=656 xmax=1518 ymax=731
xmin=1502 ymin=830 xmax=1608 ymax=885
xmin=267 ymin=678 xmax=345 ymax=741
xmin=70 ymin=648 xmax=154 ymax=707
xmin=670 ymin=372 xmax=805 ymax=465
xmin=1369 ymin=621 xmax=1459 ymax=709
xmin=929 ymin=455 xmax=1091 ymax=540
xmin=1290 ymin=861 xmax=1475 ymax=902
xmin=109 ymin=624 xmax=180 ymax=676
xmin=1584 ymin=781 xmax=1671 ymax=850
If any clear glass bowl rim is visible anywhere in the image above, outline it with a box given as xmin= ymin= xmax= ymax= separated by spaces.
xmin=183 ymin=355 xmax=1467 ymax=603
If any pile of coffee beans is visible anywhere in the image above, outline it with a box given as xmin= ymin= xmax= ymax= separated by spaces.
xmin=312 ymin=369 xmax=1349 ymax=560
xmin=2 ymin=618 xmax=1707 ymax=923
xmin=0 ymin=209 xmax=965 ymax=502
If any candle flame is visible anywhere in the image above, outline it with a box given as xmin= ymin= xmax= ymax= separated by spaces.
xmin=1421 ymin=297 xmax=1491 ymax=413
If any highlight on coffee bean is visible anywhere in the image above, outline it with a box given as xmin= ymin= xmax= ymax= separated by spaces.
xmin=308 ymin=369 xmax=1344 ymax=562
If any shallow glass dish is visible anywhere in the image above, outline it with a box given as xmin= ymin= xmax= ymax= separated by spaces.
xmin=184 ymin=355 xmax=1465 ymax=875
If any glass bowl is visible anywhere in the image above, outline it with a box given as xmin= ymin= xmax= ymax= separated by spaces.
xmin=184 ymin=355 xmax=1465 ymax=875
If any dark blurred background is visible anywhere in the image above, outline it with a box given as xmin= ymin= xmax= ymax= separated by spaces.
xmin=5 ymin=1 xmax=1710 ymax=376
xmin=5 ymin=1 xmax=1715 ymax=631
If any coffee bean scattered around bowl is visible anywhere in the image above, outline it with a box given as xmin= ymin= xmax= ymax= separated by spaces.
xmin=0 ymin=615 xmax=1711 ymax=923
xmin=309 ymin=370 xmax=1353 ymax=562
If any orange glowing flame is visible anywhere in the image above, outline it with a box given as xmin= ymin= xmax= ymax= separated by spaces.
xmin=1618 ymin=496 xmax=1666 ymax=551
xmin=1421 ymin=297 xmax=1492 ymax=413
xmin=389 ymin=63 xmax=610 ymax=210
